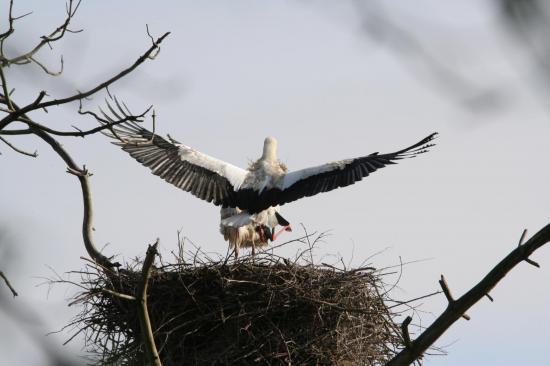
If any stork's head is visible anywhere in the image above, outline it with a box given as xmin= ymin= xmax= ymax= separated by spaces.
xmin=262 ymin=136 xmax=278 ymax=162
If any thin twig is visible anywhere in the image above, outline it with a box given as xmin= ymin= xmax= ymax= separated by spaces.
xmin=387 ymin=290 xmax=442 ymax=310
xmin=100 ymin=288 xmax=136 ymax=302
xmin=0 ymin=135 xmax=37 ymax=157
xmin=29 ymin=55 xmax=63 ymax=76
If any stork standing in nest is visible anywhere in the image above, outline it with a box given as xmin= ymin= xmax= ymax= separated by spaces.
xmin=103 ymin=117 xmax=436 ymax=257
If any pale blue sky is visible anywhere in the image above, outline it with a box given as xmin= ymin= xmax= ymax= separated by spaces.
xmin=1 ymin=1 xmax=550 ymax=364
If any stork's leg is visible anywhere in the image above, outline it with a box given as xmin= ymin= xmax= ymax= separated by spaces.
xmin=234 ymin=229 xmax=240 ymax=259
xmin=253 ymin=226 xmax=267 ymax=257
xmin=259 ymin=226 xmax=266 ymax=242
xmin=272 ymin=225 xmax=292 ymax=241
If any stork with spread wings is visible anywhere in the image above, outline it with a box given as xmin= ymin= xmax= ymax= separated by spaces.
xmin=102 ymin=108 xmax=436 ymax=257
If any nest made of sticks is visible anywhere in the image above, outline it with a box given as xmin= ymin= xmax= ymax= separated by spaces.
xmin=70 ymin=242 xmax=404 ymax=365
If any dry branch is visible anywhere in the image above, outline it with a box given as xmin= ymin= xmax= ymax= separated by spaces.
xmin=137 ymin=241 xmax=162 ymax=366
xmin=31 ymin=127 xmax=114 ymax=269
xmin=0 ymin=31 xmax=170 ymax=130
xmin=0 ymin=135 xmax=37 ymax=157
xmin=0 ymin=270 xmax=18 ymax=297
xmin=0 ymin=97 xmax=149 ymax=269
xmin=386 ymin=223 xmax=550 ymax=366
xmin=1 ymin=0 xmax=82 ymax=67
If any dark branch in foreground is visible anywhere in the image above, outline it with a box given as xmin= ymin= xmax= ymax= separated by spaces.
xmin=0 ymin=270 xmax=18 ymax=297
xmin=136 ymin=241 xmax=163 ymax=366
xmin=386 ymin=224 xmax=550 ymax=366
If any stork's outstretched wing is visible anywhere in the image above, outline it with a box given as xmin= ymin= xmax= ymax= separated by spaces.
xmin=105 ymin=121 xmax=248 ymax=207
xmin=234 ymin=133 xmax=437 ymax=213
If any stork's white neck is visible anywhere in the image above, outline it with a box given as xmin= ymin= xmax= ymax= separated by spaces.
xmin=261 ymin=136 xmax=278 ymax=162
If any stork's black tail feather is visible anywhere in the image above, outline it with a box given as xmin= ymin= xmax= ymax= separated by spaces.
xmin=275 ymin=212 xmax=290 ymax=227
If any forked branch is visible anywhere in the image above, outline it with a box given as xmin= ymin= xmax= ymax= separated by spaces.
xmin=386 ymin=224 xmax=550 ymax=366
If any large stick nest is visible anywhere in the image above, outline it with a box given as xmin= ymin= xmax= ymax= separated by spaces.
xmin=71 ymin=241 xmax=404 ymax=365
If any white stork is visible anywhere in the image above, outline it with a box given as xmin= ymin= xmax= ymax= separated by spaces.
xmin=104 ymin=120 xmax=436 ymax=257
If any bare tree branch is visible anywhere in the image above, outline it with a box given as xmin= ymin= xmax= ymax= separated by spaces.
xmin=0 ymin=96 xmax=151 ymax=138
xmin=33 ymin=110 xmax=147 ymax=137
xmin=386 ymin=223 xmax=550 ymax=366
xmin=0 ymin=63 xmax=15 ymax=111
xmin=99 ymin=288 xmax=136 ymax=302
xmin=29 ymin=54 xmax=64 ymax=76
xmin=0 ymin=0 xmax=81 ymax=67
xmin=0 ymin=31 xmax=170 ymax=130
xmin=0 ymin=135 xmax=37 ymax=157
xmin=0 ymin=0 xmax=17 ymax=43
xmin=0 ymin=128 xmax=32 ymax=135
xmin=137 ymin=240 xmax=163 ymax=366
xmin=0 ymin=270 xmax=18 ymax=297
xmin=30 ymin=126 xmax=115 ymax=269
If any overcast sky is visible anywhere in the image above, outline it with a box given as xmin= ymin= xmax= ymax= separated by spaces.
xmin=2 ymin=1 xmax=550 ymax=365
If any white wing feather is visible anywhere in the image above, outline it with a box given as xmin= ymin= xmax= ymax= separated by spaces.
xmin=281 ymin=160 xmax=351 ymax=189
xmin=177 ymin=143 xmax=248 ymax=189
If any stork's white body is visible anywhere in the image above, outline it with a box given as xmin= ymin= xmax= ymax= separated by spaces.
xmin=219 ymin=206 xmax=281 ymax=255
xmin=220 ymin=138 xmax=288 ymax=255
